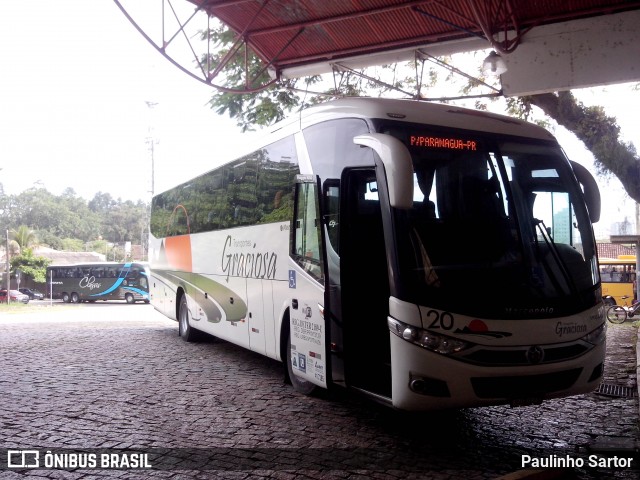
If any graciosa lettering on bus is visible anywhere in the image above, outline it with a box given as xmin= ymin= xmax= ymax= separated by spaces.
xmin=221 ymin=235 xmax=278 ymax=282
xmin=47 ymin=262 xmax=150 ymax=304
xmin=149 ymin=98 xmax=605 ymax=411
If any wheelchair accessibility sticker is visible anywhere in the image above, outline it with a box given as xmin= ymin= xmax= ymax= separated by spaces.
xmin=292 ymin=352 xmax=306 ymax=373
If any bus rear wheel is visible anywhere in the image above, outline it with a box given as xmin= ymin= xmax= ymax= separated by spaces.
xmin=286 ymin=331 xmax=318 ymax=395
xmin=70 ymin=292 xmax=80 ymax=303
xmin=62 ymin=292 xmax=70 ymax=303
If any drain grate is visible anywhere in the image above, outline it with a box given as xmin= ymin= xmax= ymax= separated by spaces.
xmin=594 ymin=383 xmax=638 ymax=398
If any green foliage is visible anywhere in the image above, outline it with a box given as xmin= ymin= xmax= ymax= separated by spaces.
xmin=0 ymin=187 xmax=149 ymax=250
xmin=61 ymin=238 xmax=85 ymax=251
xmin=10 ymin=249 xmax=51 ymax=284
xmin=9 ymin=225 xmax=38 ymax=251
xmin=201 ymin=22 xmax=324 ymax=131
xmin=523 ymin=91 xmax=640 ymax=202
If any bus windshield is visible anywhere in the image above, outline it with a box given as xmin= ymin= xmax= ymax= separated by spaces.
xmin=379 ymin=124 xmax=599 ymax=318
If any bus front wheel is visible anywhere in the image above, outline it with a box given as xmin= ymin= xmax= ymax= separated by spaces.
xmin=178 ymin=295 xmax=199 ymax=342
xmin=125 ymin=293 xmax=134 ymax=304
xmin=286 ymin=331 xmax=318 ymax=396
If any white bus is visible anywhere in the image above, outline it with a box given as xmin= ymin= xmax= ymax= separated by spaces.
xmin=149 ymin=98 xmax=605 ymax=411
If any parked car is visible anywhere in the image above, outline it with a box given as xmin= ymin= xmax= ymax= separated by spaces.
xmin=19 ymin=288 xmax=45 ymax=300
xmin=0 ymin=289 xmax=30 ymax=304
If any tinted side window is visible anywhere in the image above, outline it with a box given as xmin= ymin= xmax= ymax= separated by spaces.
xmin=150 ymin=136 xmax=299 ymax=237
xmin=292 ymin=182 xmax=323 ymax=283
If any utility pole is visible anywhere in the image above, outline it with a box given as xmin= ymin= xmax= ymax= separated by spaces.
xmin=5 ymin=229 xmax=10 ymax=304
xmin=145 ymin=101 xmax=159 ymax=263
xmin=145 ymin=101 xmax=159 ymax=198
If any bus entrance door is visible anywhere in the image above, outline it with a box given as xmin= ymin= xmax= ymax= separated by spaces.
xmin=288 ymin=273 xmax=327 ymax=389
xmin=288 ymin=177 xmax=328 ymax=389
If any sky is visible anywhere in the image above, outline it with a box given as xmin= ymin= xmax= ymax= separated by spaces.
xmin=0 ymin=0 xmax=254 ymax=203
xmin=0 ymin=0 xmax=638 ymax=239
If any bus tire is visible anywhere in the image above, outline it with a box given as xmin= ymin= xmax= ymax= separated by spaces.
xmin=70 ymin=292 xmax=80 ymax=304
xmin=286 ymin=330 xmax=318 ymax=396
xmin=125 ymin=293 xmax=135 ymax=304
xmin=62 ymin=292 xmax=70 ymax=303
xmin=178 ymin=295 xmax=199 ymax=342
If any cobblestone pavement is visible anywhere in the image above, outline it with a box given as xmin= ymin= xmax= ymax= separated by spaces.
xmin=0 ymin=303 xmax=638 ymax=479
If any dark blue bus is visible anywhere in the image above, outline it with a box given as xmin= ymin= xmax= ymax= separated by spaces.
xmin=47 ymin=262 xmax=150 ymax=304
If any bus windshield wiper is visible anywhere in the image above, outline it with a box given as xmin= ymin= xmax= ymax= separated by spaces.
xmin=533 ymin=218 xmax=576 ymax=294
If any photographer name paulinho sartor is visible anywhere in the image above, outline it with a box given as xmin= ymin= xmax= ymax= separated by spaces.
xmin=522 ymin=454 xmax=635 ymax=469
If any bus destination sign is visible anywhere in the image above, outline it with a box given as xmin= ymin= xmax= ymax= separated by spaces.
xmin=410 ymin=135 xmax=477 ymax=150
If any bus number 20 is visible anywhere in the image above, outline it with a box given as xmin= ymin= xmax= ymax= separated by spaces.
xmin=426 ymin=310 xmax=454 ymax=330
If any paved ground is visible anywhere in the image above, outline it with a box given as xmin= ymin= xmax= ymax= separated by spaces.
xmin=0 ymin=302 xmax=638 ymax=479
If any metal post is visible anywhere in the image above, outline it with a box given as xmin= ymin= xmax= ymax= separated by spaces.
xmin=636 ymin=203 xmax=640 ymax=302
xmin=5 ymin=229 xmax=10 ymax=304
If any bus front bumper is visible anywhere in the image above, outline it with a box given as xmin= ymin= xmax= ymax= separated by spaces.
xmin=389 ymin=333 xmax=605 ymax=411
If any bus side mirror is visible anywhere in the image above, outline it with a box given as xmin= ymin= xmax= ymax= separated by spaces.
xmin=353 ymin=133 xmax=414 ymax=209
xmin=570 ymin=161 xmax=601 ymax=223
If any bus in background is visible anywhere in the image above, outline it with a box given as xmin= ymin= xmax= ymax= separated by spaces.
xmin=149 ymin=97 xmax=605 ymax=411
xmin=47 ymin=262 xmax=150 ymax=304
xmin=600 ymin=255 xmax=636 ymax=305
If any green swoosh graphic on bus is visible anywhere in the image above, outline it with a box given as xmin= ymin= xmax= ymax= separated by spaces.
xmin=155 ymin=270 xmax=247 ymax=323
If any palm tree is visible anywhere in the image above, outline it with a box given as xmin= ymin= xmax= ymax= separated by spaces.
xmin=9 ymin=225 xmax=38 ymax=255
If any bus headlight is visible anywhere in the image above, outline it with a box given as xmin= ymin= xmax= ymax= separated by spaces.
xmin=390 ymin=318 xmax=472 ymax=355
xmin=582 ymin=322 xmax=606 ymax=345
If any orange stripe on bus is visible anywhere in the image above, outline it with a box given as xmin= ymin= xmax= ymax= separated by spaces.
xmin=165 ymin=235 xmax=192 ymax=272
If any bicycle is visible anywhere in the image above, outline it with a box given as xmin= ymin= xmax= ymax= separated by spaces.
xmin=605 ymin=295 xmax=639 ymax=324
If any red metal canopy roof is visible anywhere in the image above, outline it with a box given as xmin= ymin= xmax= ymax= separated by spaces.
xmin=190 ymin=0 xmax=639 ymax=73
xmin=114 ymin=1 xmax=640 ymax=92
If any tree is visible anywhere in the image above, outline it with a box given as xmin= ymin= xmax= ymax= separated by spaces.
xmin=88 ymin=191 xmax=116 ymax=214
xmin=203 ymin=23 xmax=322 ymax=132
xmin=524 ymin=92 xmax=640 ymax=203
xmin=10 ymin=225 xmax=37 ymax=250
xmin=10 ymin=249 xmax=50 ymax=284
xmin=204 ymin=33 xmax=640 ymax=203
xmin=0 ymin=187 xmax=148 ymax=249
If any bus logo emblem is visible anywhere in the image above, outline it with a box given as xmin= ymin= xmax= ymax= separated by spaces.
xmin=526 ymin=346 xmax=545 ymax=364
